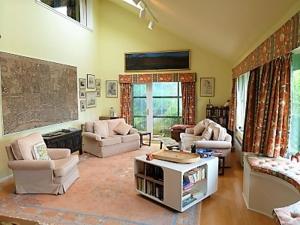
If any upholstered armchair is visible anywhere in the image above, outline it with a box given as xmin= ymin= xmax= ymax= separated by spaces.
xmin=6 ymin=133 xmax=79 ymax=194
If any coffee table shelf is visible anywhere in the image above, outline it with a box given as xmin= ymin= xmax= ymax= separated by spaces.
xmin=134 ymin=155 xmax=218 ymax=212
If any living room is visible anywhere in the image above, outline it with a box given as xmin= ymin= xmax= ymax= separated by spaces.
xmin=0 ymin=0 xmax=300 ymax=224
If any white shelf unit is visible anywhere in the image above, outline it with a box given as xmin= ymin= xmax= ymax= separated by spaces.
xmin=134 ymin=155 xmax=218 ymax=212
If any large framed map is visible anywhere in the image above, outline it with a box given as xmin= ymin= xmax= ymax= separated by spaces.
xmin=0 ymin=52 xmax=78 ymax=134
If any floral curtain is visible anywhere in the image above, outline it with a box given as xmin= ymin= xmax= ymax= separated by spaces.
xmin=181 ymin=82 xmax=196 ymax=125
xmin=243 ymin=54 xmax=291 ymax=157
xmin=120 ymin=83 xmax=132 ymax=125
xmin=228 ymin=79 xmax=237 ymax=132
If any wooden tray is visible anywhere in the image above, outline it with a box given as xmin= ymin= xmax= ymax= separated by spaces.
xmin=152 ymin=150 xmax=200 ymax=164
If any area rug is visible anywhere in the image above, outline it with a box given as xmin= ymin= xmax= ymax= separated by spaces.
xmin=0 ymin=147 xmax=200 ymax=225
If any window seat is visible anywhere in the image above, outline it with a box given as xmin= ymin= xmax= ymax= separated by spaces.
xmin=273 ymin=201 xmax=300 ymax=225
xmin=243 ymin=154 xmax=300 ymax=217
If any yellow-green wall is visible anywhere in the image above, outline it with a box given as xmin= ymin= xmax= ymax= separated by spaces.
xmin=0 ymin=0 xmax=232 ymax=179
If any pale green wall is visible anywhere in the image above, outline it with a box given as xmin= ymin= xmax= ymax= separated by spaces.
xmin=0 ymin=0 xmax=232 ymax=179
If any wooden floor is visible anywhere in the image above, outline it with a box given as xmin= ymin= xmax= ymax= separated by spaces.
xmin=200 ymin=152 xmax=276 ymax=225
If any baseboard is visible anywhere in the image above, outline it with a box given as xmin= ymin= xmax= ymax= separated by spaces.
xmin=0 ymin=174 xmax=13 ymax=183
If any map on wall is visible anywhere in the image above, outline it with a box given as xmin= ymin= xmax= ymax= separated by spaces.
xmin=0 ymin=51 xmax=78 ymax=134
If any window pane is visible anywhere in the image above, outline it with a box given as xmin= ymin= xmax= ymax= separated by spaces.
xmin=153 ymin=82 xmax=178 ymax=96
xmin=153 ymin=98 xmax=179 ymax=116
xmin=153 ymin=118 xmax=181 ymax=135
xmin=179 ymin=98 xmax=182 ymax=116
xmin=288 ymin=68 xmax=300 ymax=154
xmin=40 ymin=0 xmax=81 ymax=22
xmin=133 ymin=98 xmax=146 ymax=116
xmin=133 ymin=84 xmax=146 ymax=97
xmin=133 ymin=117 xmax=146 ymax=131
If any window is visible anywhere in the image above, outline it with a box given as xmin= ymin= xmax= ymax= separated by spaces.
xmin=236 ymin=72 xmax=250 ymax=133
xmin=36 ymin=0 xmax=92 ymax=28
xmin=288 ymin=53 xmax=300 ymax=154
xmin=132 ymin=82 xmax=182 ymax=136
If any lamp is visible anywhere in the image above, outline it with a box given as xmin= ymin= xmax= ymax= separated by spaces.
xmin=139 ymin=8 xmax=145 ymax=18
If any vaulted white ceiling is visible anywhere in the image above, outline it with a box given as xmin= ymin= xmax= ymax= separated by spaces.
xmin=110 ymin=0 xmax=298 ymax=64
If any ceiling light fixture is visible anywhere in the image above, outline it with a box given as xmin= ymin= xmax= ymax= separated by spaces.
xmin=148 ymin=20 xmax=155 ymax=30
xmin=139 ymin=8 xmax=145 ymax=18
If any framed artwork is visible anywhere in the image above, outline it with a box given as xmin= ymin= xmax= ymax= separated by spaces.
xmin=86 ymin=91 xmax=97 ymax=108
xmin=125 ymin=50 xmax=190 ymax=71
xmin=96 ymin=88 xmax=101 ymax=97
xmin=79 ymin=78 xmax=86 ymax=89
xmin=79 ymin=90 xmax=86 ymax=99
xmin=200 ymin=77 xmax=215 ymax=97
xmin=95 ymin=79 xmax=101 ymax=88
xmin=87 ymin=74 xmax=95 ymax=89
xmin=106 ymin=80 xmax=118 ymax=98
xmin=80 ymin=100 xmax=86 ymax=112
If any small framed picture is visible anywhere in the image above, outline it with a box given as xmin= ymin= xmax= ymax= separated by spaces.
xmin=95 ymin=79 xmax=101 ymax=88
xmin=106 ymin=80 xmax=118 ymax=98
xmin=80 ymin=100 xmax=86 ymax=112
xmin=86 ymin=91 xmax=97 ymax=108
xmin=79 ymin=78 xmax=86 ymax=89
xmin=96 ymin=88 xmax=101 ymax=97
xmin=79 ymin=90 xmax=86 ymax=99
xmin=200 ymin=77 xmax=215 ymax=97
xmin=87 ymin=74 xmax=95 ymax=89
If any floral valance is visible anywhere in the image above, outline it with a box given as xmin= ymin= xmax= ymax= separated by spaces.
xmin=119 ymin=72 xmax=196 ymax=84
xmin=232 ymin=11 xmax=300 ymax=78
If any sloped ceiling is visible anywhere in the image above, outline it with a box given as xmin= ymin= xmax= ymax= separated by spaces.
xmin=109 ymin=0 xmax=298 ymax=64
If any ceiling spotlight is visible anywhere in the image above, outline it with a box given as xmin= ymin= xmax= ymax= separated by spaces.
xmin=148 ymin=20 xmax=155 ymax=30
xmin=139 ymin=8 xmax=145 ymax=18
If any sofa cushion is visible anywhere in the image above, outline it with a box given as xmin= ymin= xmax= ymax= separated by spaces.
xmin=107 ymin=118 xmax=126 ymax=136
xmin=218 ymin=127 xmax=227 ymax=141
xmin=94 ymin=120 xmax=109 ymax=138
xmin=99 ymin=136 xmax=122 ymax=147
xmin=13 ymin=133 xmax=45 ymax=160
xmin=201 ymin=127 xmax=213 ymax=140
xmin=32 ymin=142 xmax=50 ymax=160
xmin=114 ymin=122 xmax=132 ymax=135
xmin=194 ymin=121 xmax=206 ymax=136
xmin=54 ymin=155 xmax=79 ymax=177
xmin=121 ymin=133 xmax=139 ymax=143
xmin=85 ymin=121 xmax=94 ymax=132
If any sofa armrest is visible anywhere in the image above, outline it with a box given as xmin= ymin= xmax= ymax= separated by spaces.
xmin=225 ymin=134 xmax=232 ymax=142
xmin=129 ymin=128 xmax=138 ymax=134
xmin=82 ymin=132 xmax=101 ymax=141
xmin=194 ymin=140 xmax=232 ymax=149
xmin=8 ymin=160 xmax=54 ymax=170
xmin=185 ymin=128 xmax=194 ymax=134
xmin=47 ymin=148 xmax=70 ymax=160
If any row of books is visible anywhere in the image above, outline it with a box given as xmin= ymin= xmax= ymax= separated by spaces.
xmin=182 ymin=191 xmax=205 ymax=208
xmin=183 ymin=167 xmax=206 ymax=191
xmin=136 ymin=177 xmax=144 ymax=192
xmin=145 ymin=164 xmax=164 ymax=181
xmin=146 ymin=180 xmax=164 ymax=200
xmin=206 ymin=107 xmax=229 ymax=117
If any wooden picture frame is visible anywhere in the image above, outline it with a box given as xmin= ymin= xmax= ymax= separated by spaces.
xmin=80 ymin=100 xmax=86 ymax=111
xmin=79 ymin=90 xmax=86 ymax=99
xmin=87 ymin=74 xmax=95 ymax=89
xmin=200 ymin=77 xmax=215 ymax=97
xmin=95 ymin=79 xmax=101 ymax=88
xmin=86 ymin=91 xmax=97 ymax=108
xmin=106 ymin=80 xmax=118 ymax=98
xmin=96 ymin=88 xmax=101 ymax=97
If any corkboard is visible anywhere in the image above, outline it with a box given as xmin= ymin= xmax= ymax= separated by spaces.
xmin=0 ymin=52 xmax=78 ymax=134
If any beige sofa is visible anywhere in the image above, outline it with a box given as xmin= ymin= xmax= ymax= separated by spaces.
xmin=180 ymin=119 xmax=232 ymax=166
xmin=82 ymin=118 xmax=140 ymax=157
xmin=6 ymin=133 xmax=79 ymax=195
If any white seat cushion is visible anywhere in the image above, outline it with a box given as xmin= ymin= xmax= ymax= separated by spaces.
xmin=54 ymin=155 xmax=79 ymax=177
xmin=99 ymin=137 xmax=122 ymax=147
xmin=121 ymin=133 xmax=139 ymax=143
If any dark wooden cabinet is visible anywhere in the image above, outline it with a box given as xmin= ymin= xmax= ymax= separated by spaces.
xmin=206 ymin=106 xmax=229 ymax=129
xmin=42 ymin=128 xmax=82 ymax=154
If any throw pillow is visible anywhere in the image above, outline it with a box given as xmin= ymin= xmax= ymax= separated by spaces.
xmin=201 ymin=127 xmax=213 ymax=140
xmin=210 ymin=123 xmax=220 ymax=141
xmin=113 ymin=122 xmax=132 ymax=135
xmin=218 ymin=127 xmax=227 ymax=141
xmin=32 ymin=142 xmax=50 ymax=160
xmin=194 ymin=121 xmax=206 ymax=136
xmin=94 ymin=121 xmax=109 ymax=138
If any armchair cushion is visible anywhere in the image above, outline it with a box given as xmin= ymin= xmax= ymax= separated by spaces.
xmin=94 ymin=120 xmax=109 ymax=138
xmin=201 ymin=127 xmax=213 ymax=140
xmin=8 ymin=160 xmax=54 ymax=170
xmin=99 ymin=137 xmax=122 ymax=147
xmin=113 ymin=122 xmax=132 ymax=135
xmin=107 ymin=118 xmax=126 ymax=136
xmin=85 ymin=121 xmax=94 ymax=133
xmin=13 ymin=133 xmax=45 ymax=160
xmin=47 ymin=148 xmax=71 ymax=160
xmin=32 ymin=142 xmax=50 ymax=160
xmin=53 ymin=155 xmax=79 ymax=177
xmin=194 ymin=121 xmax=206 ymax=135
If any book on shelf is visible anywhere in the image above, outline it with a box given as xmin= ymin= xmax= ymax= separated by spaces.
xmin=145 ymin=164 xmax=164 ymax=181
xmin=145 ymin=180 xmax=163 ymax=200
xmin=182 ymin=196 xmax=197 ymax=208
xmin=192 ymin=191 xmax=205 ymax=199
xmin=136 ymin=177 xmax=144 ymax=192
